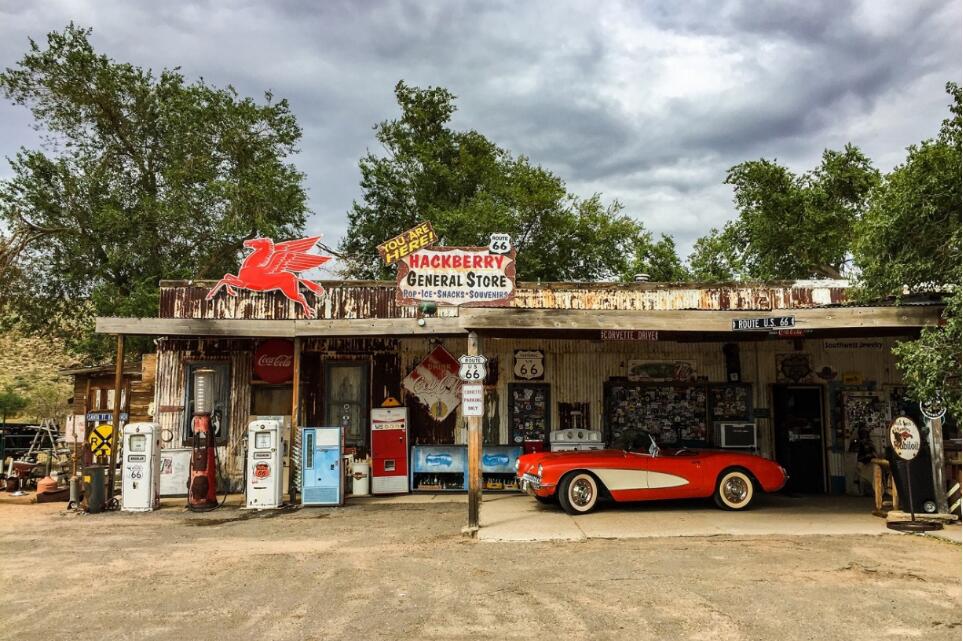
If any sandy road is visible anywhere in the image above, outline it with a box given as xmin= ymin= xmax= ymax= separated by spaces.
xmin=0 ymin=499 xmax=959 ymax=641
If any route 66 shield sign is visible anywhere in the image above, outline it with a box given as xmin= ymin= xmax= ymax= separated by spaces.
xmin=458 ymin=355 xmax=488 ymax=382
xmin=513 ymin=350 xmax=544 ymax=380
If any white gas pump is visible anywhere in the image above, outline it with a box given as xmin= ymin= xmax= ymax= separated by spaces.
xmin=121 ymin=422 xmax=161 ymax=512
xmin=245 ymin=419 xmax=284 ymax=509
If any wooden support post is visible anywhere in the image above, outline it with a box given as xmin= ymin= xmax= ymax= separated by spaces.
xmin=466 ymin=331 xmax=482 ymax=534
xmin=105 ymin=334 xmax=125 ymax=504
xmin=288 ymin=337 xmax=302 ymax=503
xmin=927 ymin=415 xmax=949 ymax=514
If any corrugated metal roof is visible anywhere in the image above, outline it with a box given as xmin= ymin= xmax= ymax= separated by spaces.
xmin=157 ymin=278 xmax=903 ymax=320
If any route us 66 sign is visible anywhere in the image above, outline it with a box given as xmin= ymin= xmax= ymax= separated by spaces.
xmin=513 ymin=350 xmax=544 ymax=380
xmin=458 ymin=354 xmax=488 ymax=382
xmin=489 ymin=233 xmax=512 ymax=255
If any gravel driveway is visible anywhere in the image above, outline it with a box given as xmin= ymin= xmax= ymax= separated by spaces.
xmin=0 ymin=498 xmax=959 ymax=641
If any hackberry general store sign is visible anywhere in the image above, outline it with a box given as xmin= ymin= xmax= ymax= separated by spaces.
xmin=395 ymin=241 xmax=516 ymax=306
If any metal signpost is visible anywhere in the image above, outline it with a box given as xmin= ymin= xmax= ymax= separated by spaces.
xmin=886 ymin=416 xmax=942 ymax=532
xmin=920 ymin=398 xmax=949 ymax=515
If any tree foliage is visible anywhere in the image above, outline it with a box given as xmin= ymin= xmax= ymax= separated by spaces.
xmin=339 ymin=81 xmax=662 ymax=282
xmin=689 ymin=145 xmax=879 ymax=280
xmin=0 ymin=387 xmax=28 ymax=426
xmin=0 ymin=24 xmax=308 ymax=360
xmin=855 ymin=83 xmax=962 ymax=420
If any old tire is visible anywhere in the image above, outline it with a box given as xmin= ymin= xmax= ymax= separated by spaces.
xmin=559 ymin=472 xmax=599 ymax=515
xmin=714 ymin=469 xmax=754 ymax=510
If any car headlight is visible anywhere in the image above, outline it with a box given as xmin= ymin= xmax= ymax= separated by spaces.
xmin=514 ymin=458 xmax=520 ymax=472
xmin=537 ymin=464 xmax=543 ymax=477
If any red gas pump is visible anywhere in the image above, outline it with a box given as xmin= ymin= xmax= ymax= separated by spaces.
xmin=188 ymin=369 xmax=220 ymax=510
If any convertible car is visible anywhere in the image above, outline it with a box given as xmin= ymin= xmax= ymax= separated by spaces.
xmin=515 ymin=438 xmax=788 ymax=515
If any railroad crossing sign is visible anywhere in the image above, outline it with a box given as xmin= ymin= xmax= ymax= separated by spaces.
xmin=458 ymin=355 xmax=488 ymax=382
xmin=88 ymin=423 xmax=114 ymax=457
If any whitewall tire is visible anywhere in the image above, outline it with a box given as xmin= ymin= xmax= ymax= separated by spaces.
xmin=714 ymin=469 xmax=755 ymax=510
xmin=559 ymin=472 xmax=599 ymax=515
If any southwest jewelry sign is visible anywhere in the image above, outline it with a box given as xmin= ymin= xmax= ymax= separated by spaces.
xmin=395 ymin=243 xmax=516 ymax=306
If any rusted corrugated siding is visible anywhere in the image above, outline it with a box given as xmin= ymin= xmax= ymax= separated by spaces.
xmin=161 ymin=279 xmax=852 ymax=320
xmin=154 ymin=339 xmax=254 ymax=488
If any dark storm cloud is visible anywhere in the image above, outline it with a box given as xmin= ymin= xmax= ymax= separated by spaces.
xmin=0 ymin=0 xmax=959 ymax=259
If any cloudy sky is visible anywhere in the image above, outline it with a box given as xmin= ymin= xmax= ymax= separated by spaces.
xmin=1 ymin=0 xmax=960 ymax=266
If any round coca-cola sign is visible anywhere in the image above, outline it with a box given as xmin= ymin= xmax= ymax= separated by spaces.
xmin=253 ymin=339 xmax=294 ymax=384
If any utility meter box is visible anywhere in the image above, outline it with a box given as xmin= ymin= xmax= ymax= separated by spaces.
xmin=246 ymin=419 xmax=284 ymax=509
xmin=121 ymin=422 xmax=162 ymax=512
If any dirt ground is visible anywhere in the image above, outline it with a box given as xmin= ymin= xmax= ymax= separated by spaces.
xmin=0 ymin=497 xmax=959 ymax=641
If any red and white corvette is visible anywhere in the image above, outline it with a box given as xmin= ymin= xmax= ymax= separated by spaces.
xmin=516 ymin=442 xmax=787 ymax=515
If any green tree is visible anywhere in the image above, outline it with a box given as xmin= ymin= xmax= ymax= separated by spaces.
xmin=690 ymin=145 xmax=879 ymax=280
xmin=0 ymin=387 xmax=28 ymax=427
xmin=687 ymin=227 xmax=740 ymax=281
xmin=340 ymin=81 xmax=660 ymax=282
xmin=854 ymin=83 xmax=962 ymax=420
xmin=625 ymin=233 xmax=691 ymax=282
xmin=0 ymin=24 xmax=308 ymax=360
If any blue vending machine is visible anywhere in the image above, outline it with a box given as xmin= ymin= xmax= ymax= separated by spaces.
xmin=301 ymin=427 xmax=343 ymax=506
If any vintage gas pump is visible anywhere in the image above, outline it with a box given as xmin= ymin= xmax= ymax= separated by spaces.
xmin=121 ymin=422 xmax=161 ymax=512
xmin=245 ymin=419 xmax=284 ymax=509
xmin=188 ymin=368 xmax=220 ymax=510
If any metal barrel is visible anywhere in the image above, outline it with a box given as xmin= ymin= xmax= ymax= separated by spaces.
xmin=83 ymin=465 xmax=107 ymax=513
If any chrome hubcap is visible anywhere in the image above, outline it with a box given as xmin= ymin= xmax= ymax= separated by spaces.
xmin=571 ymin=478 xmax=594 ymax=507
xmin=723 ymin=477 xmax=748 ymax=503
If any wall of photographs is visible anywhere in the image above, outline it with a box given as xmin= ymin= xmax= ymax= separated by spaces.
xmin=603 ymin=382 xmax=753 ymax=449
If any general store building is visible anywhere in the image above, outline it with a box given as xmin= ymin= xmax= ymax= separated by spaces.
xmin=94 ymin=277 xmax=955 ymax=506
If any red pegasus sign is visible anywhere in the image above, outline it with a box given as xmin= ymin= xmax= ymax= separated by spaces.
xmin=206 ymin=237 xmax=330 ymax=317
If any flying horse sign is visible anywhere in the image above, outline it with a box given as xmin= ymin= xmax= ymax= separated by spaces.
xmin=206 ymin=237 xmax=331 ymax=317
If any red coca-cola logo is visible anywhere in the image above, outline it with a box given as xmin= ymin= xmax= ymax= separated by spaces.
xmin=253 ymin=339 xmax=294 ymax=384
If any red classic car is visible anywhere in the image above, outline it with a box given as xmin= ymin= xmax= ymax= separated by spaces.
xmin=515 ymin=438 xmax=787 ymax=514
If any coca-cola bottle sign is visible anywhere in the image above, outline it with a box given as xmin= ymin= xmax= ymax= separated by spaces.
xmin=253 ymin=339 xmax=294 ymax=384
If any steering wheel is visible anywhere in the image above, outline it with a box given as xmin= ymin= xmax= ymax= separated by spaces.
xmin=674 ymin=447 xmax=691 ymax=456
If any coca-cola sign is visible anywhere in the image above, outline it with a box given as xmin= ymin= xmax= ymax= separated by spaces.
xmin=253 ymin=339 xmax=294 ymax=384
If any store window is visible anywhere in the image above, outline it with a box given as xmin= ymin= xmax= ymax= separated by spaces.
xmin=251 ymin=385 xmax=293 ymax=416
xmin=182 ymin=362 xmax=231 ymax=445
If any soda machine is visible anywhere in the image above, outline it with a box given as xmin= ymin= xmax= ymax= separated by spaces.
xmin=245 ymin=419 xmax=284 ymax=509
xmin=301 ymin=427 xmax=343 ymax=506
xmin=370 ymin=406 xmax=409 ymax=494
xmin=121 ymin=422 xmax=161 ymax=512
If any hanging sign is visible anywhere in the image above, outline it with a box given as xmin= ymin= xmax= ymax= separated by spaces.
xmin=205 ymin=236 xmax=331 ymax=318
xmin=395 ymin=237 xmax=516 ymax=307
xmin=889 ymin=416 xmax=921 ymax=461
xmin=920 ymin=397 xmax=947 ymax=420
xmin=377 ymin=222 xmax=438 ymax=265
xmin=462 ymin=384 xmax=484 ymax=417
xmin=513 ymin=350 xmax=544 ymax=380
xmin=458 ymin=355 xmax=488 ymax=382
xmin=402 ymin=345 xmax=462 ymax=422
xmin=731 ymin=316 xmax=795 ymax=331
